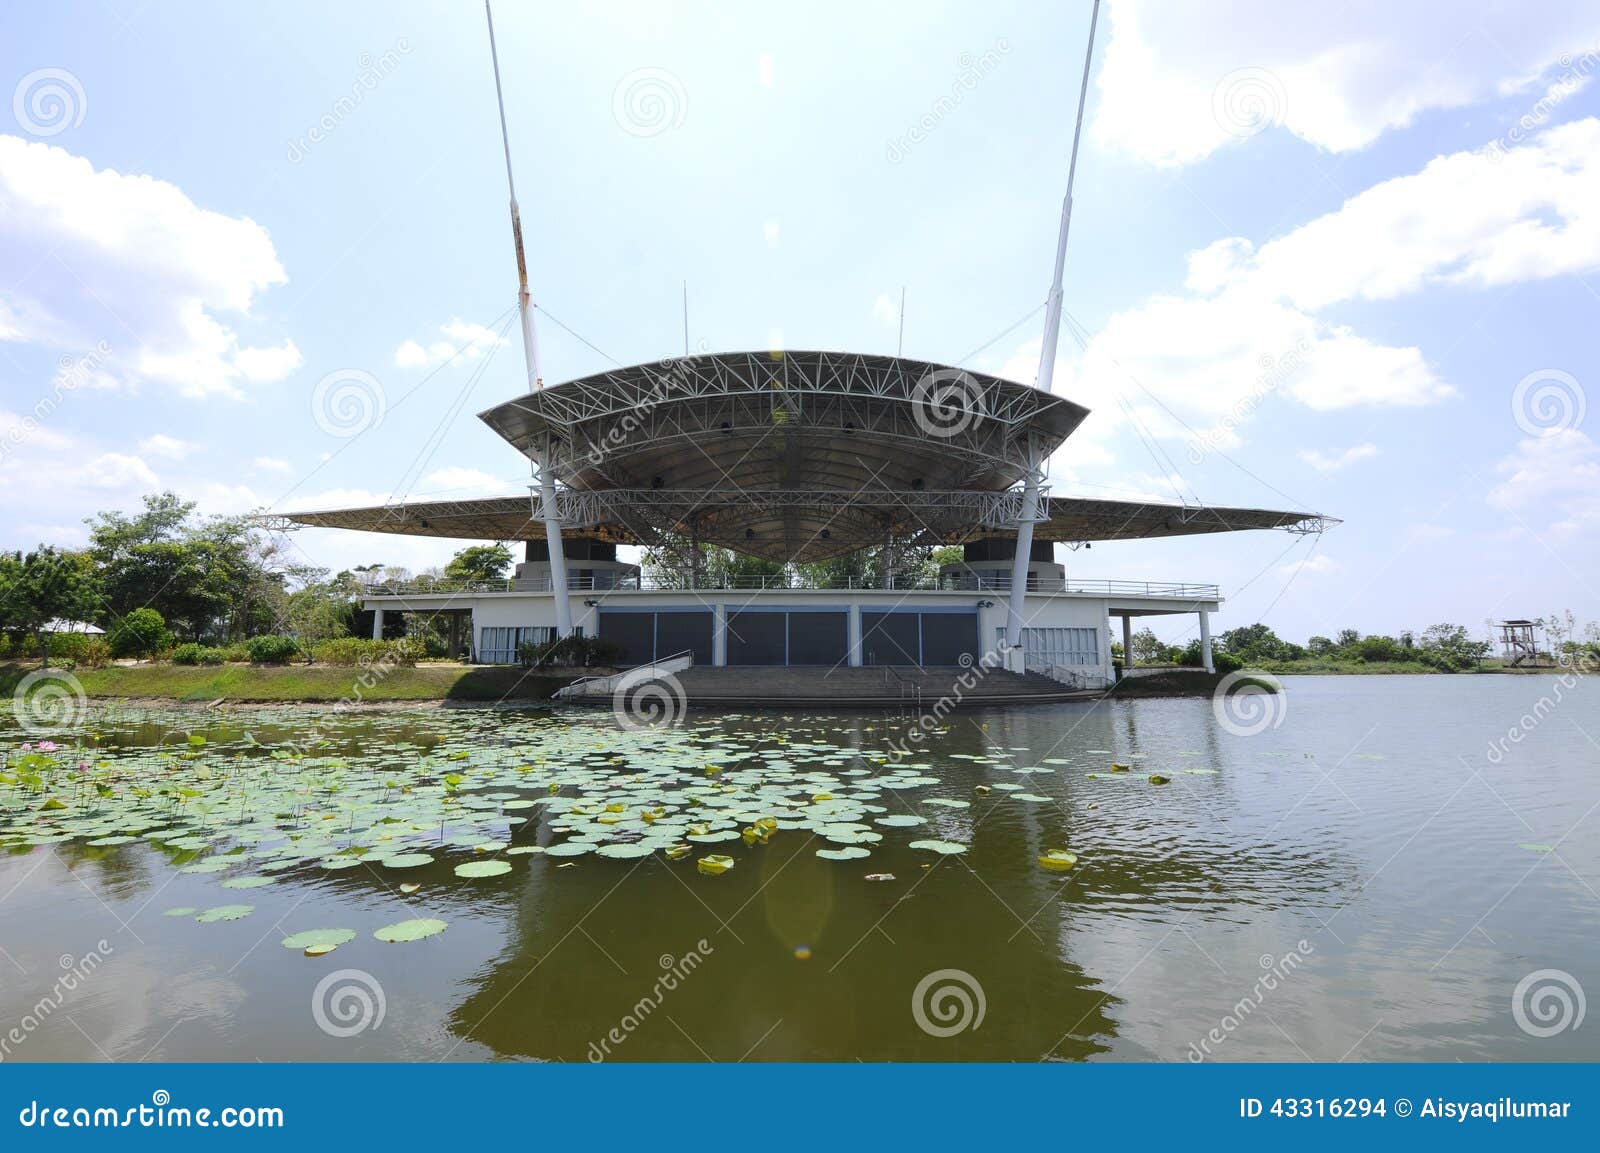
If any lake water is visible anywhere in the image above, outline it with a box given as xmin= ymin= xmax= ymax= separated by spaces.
xmin=2 ymin=674 xmax=1596 ymax=1062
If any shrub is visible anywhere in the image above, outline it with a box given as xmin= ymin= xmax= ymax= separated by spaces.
xmin=245 ymin=634 xmax=302 ymax=664
xmin=46 ymin=632 xmax=110 ymax=667
xmin=172 ymin=642 xmax=228 ymax=666
xmin=310 ymin=637 xmax=420 ymax=667
xmin=518 ymin=635 xmax=624 ymax=668
xmin=108 ymin=608 xmax=171 ymax=658
xmin=1212 ymin=650 xmax=1244 ymax=675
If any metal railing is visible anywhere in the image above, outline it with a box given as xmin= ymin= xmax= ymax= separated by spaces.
xmin=364 ymin=574 xmax=1220 ymax=599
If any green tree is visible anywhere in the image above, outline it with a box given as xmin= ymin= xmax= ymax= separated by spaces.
xmin=445 ymin=543 xmax=514 ymax=583
xmin=107 ymin=607 xmax=170 ymax=657
xmin=0 ymin=546 xmax=101 ymax=668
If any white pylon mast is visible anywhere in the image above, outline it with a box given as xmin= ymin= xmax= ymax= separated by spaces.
xmin=486 ymin=0 xmax=573 ymax=638
xmin=1007 ymin=0 xmax=1100 ymax=671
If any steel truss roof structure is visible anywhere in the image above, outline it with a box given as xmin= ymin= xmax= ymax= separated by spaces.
xmin=267 ymin=489 xmax=1334 ymax=563
xmin=270 ymin=349 xmax=1334 ymax=563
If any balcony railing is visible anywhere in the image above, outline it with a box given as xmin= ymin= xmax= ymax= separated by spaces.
xmin=364 ymin=574 xmax=1220 ymax=599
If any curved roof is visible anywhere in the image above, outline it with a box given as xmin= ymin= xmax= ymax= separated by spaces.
xmin=477 ymin=349 xmax=1087 ymax=494
xmin=273 ymin=492 xmax=1335 ymax=558
xmin=272 ymin=350 xmax=1334 ymax=563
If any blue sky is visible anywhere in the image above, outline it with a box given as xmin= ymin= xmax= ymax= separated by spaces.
xmin=2 ymin=0 xmax=1597 ymax=647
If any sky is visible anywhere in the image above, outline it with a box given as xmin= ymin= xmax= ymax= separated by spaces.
xmin=2 ymin=0 xmax=1597 ymax=648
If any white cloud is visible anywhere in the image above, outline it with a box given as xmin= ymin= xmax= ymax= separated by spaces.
xmin=1092 ymin=0 xmax=1600 ymax=166
xmin=1279 ymin=553 xmax=1336 ymax=577
xmin=0 ymin=135 xmax=295 ymax=399
xmin=872 ymin=293 xmax=899 ymax=328
xmin=392 ymin=318 xmax=508 ymax=368
xmin=1487 ymin=429 xmax=1600 ymax=528
xmin=137 ymin=434 xmax=196 ymax=460
xmin=234 ymin=340 xmax=303 ymax=383
xmin=1012 ymin=116 xmax=1600 ymax=466
xmin=414 ymin=466 xmax=520 ymax=498
xmin=80 ymin=452 xmax=159 ymax=490
xmin=1300 ymin=442 xmax=1378 ymax=472
xmin=252 ymin=456 xmax=293 ymax=473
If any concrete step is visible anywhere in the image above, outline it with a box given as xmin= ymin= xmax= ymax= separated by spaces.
xmin=591 ymin=664 xmax=1100 ymax=707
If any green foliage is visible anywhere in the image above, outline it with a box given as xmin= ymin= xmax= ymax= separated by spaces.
xmin=108 ymin=607 xmax=171 ymax=657
xmin=245 ymin=634 xmax=302 ymax=664
xmin=171 ymin=643 xmax=227 ymax=666
xmin=444 ymin=543 xmax=514 ymax=584
xmin=85 ymin=492 xmax=286 ymax=642
xmin=1217 ymin=623 xmax=1306 ymax=663
xmin=48 ymin=633 xmax=112 ymax=668
xmin=0 ymin=545 xmax=102 ymax=668
xmin=517 ymin=635 xmax=624 ymax=668
xmin=309 ymin=637 xmax=420 ymax=667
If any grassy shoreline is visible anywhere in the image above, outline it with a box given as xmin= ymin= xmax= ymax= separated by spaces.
xmin=0 ymin=661 xmax=579 ymax=703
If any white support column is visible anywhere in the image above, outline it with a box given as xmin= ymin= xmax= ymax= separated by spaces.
xmin=848 ymin=603 xmax=862 ymax=667
xmin=712 ymin=605 xmax=727 ymax=667
xmin=371 ymin=606 xmax=385 ymax=640
xmin=1121 ymin=614 xmax=1133 ymax=671
xmin=1005 ymin=458 xmax=1042 ymax=673
xmin=536 ymin=450 xmax=574 ymax=639
xmin=1198 ymin=608 xmax=1214 ymax=673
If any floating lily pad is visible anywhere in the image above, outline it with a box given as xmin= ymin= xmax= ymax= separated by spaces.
xmin=380 ymin=852 xmax=434 ymax=869
xmin=817 ymin=846 xmax=871 ymax=861
xmin=908 ymin=839 xmax=967 ymax=855
xmin=374 ymin=917 xmax=449 ymax=943
xmin=219 ymin=874 xmax=273 ymax=890
xmin=454 ymin=859 xmax=512 ymax=878
xmin=1519 ymin=843 xmax=1555 ymax=852
xmin=1039 ymin=849 xmax=1078 ymax=872
xmin=162 ymin=906 xmax=197 ymax=917
xmin=696 ymin=853 xmax=735 ymax=875
xmin=195 ymin=904 xmax=254 ymax=923
xmin=280 ymin=928 xmax=357 ymax=951
xmin=1148 ymin=774 xmax=1171 ymax=785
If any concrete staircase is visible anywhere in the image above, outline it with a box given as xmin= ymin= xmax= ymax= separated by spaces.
xmin=650 ymin=665 xmax=1098 ymax=708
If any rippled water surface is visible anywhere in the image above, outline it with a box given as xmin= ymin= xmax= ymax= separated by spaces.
xmin=2 ymin=674 xmax=1596 ymax=1061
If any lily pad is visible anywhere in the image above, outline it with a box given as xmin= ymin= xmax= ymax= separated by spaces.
xmin=280 ymin=928 xmax=357 ymax=951
xmin=908 ymin=839 xmax=967 ymax=855
xmin=162 ymin=906 xmax=197 ymax=917
xmin=697 ymin=853 xmax=736 ymax=876
xmin=380 ymin=852 xmax=434 ymax=869
xmin=220 ymin=875 xmax=273 ymax=889
xmin=454 ymin=859 xmax=512 ymax=879
xmin=817 ymin=846 xmax=871 ymax=861
xmin=1039 ymin=849 xmax=1078 ymax=872
xmin=195 ymin=904 xmax=254 ymax=923
xmin=374 ymin=917 xmax=449 ymax=943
